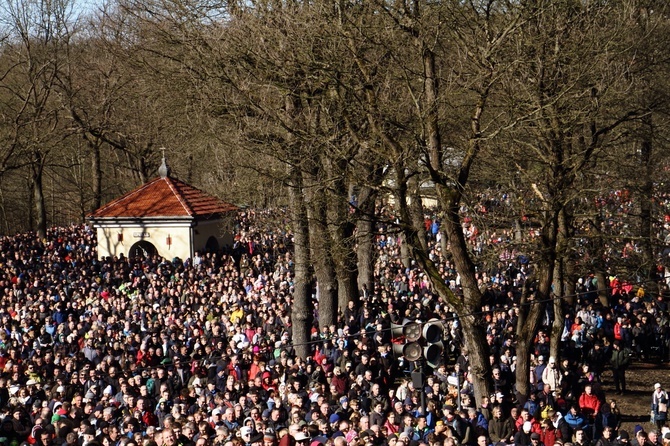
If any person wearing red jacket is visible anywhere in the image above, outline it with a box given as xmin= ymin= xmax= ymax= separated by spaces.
xmin=330 ymin=366 xmax=348 ymax=397
xmin=579 ymin=384 xmax=601 ymax=418
xmin=540 ymin=418 xmax=560 ymax=446
xmin=614 ymin=317 xmax=624 ymax=341
xmin=136 ymin=397 xmax=158 ymax=427
xmin=515 ymin=408 xmax=542 ymax=435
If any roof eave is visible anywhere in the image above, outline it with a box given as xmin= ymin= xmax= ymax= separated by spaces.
xmin=192 ymin=210 xmax=238 ymax=220
xmin=89 ymin=216 xmax=195 ymax=225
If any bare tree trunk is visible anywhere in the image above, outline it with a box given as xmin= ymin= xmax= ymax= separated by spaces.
xmin=596 ymin=271 xmax=609 ymax=307
xmin=550 ymin=208 xmax=569 ymax=360
xmin=139 ymin=155 xmax=149 ymax=184
xmin=550 ymin=259 xmax=564 ymax=362
xmin=639 ymin=114 xmax=656 ymax=285
xmin=32 ymin=152 xmax=47 ymax=240
xmin=306 ymin=183 xmax=338 ymax=328
xmin=285 ymin=86 xmax=313 ymax=359
xmin=333 ymin=222 xmax=358 ymax=313
xmin=27 ymin=177 xmax=34 ymax=233
xmin=442 ymin=211 xmax=493 ymax=403
xmin=356 ymin=186 xmax=377 ymax=296
xmin=0 ymin=179 xmax=8 ymax=234
xmin=328 ymin=170 xmax=360 ymax=313
xmin=288 ymin=165 xmax=313 ymax=359
xmin=515 ymin=219 xmax=523 ymax=242
xmin=408 ymin=175 xmax=427 ymax=252
xmin=516 ymin=264 xmax=553 ymax=398
xmin=440 ymin=229 xmax=448 ymax=258
xmin=91 ymin=137 xmax=102 ymax=211
xmin=551 ymin=300 xmax=564 ymax=362
xmin=400 ymin=233 xmax=411 ymax=269
xmin=565 ymin=259 xmax=576 ymax=303
xmin=461 ymin=312 xmax=493 ymax=401
xmin=516 ymin=205 xmax=558 ymax=398
xmin=590 ymin=212 xmax=610 ymax=307
xmin=426 ymin=45 xmax=493 ymax=404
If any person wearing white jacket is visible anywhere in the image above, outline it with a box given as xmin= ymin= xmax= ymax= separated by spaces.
xmin=651 ymin=383 xmax=668 ymax=430
xmin=541 ymin=357 xmax=562 ymax=393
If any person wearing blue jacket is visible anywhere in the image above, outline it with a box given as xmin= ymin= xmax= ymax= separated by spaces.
xmin=564 ymin=405 xmax=588 ymax=432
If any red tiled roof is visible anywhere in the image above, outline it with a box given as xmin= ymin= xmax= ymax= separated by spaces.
xmin=89 ymin=176 xmax=238 ymax=219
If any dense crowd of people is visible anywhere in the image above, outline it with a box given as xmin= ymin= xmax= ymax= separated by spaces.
xmin=0 ymin=209 xmax=668 ymax=446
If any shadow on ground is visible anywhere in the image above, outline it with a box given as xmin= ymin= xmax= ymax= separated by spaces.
xmin=599 ymin=362 xmax=668 ymax=431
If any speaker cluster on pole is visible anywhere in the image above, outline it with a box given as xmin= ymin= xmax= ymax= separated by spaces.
xmin=391 ymin=318 xmax=444 ymax=368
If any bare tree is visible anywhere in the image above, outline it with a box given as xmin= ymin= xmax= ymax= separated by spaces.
xmin=494 ymin=0 xmax=659 ymax=396
xmin=0 ymin=0 xmax=78 ymax=238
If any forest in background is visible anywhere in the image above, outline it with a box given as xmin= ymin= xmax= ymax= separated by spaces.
xmin=2 ymin=0 xmax=670 ymax=402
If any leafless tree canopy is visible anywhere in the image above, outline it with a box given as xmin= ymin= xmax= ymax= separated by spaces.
xmin=0 ymin=0 xmax=669 ymax=396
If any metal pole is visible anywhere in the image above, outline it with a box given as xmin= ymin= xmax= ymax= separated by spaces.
xmin=420 ymin=361 xmax=426 ymax=415
xmin=457 ymin=372 xmax=462 ymax=410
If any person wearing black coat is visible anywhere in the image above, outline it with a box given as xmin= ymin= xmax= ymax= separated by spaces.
xmin=586 ymin=342 xmax=607 ymax=382
xmin=614 ymin=430 xmax=631 ymax=446
xmin=514 ymin=423 xmax=532 ymax=446
xmin=548 ymin=410 xmax=572 ymax=442
xmin=488 ymin=406 xmax=514 ymax=444
xmin=610 ymin=341 xmax=632 ymax=395
xmin=595 ymin=427 xmax=615 ymax=446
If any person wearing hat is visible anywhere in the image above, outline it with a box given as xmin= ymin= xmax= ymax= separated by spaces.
xmin=9 ymin=407 xmax=30 ymax=440
xmin=81 ymin=425 xmax=97 ymax=445
xmin=652 ymin=383 xmax=668 ymax=431
xmin=632 ymin=428 xmax=652 ymax=446
xmin=240 ymin=426 xmax=254 ymax=444
xmin=535 ymin=356 xmax=547 ymax=391
xmin=542 ymin=357 xmax=562 ymax=394
xmin=338 ymin=396 xmax=350 ymax=413
xmin=614 ymin=429 xmax=630 ymax=446
xmin=530 ymin=432 xmax=543 ymax=446
xmin=248 ymin=431 xmax=265 ymax=446
xmin=329 ymin=413 xmax=342 ymax=427
xmin=293 ymin=431 xmax=310 ymax=445
xmin=387 ymin=434 xmax=399 ymax=446
xmin=514 ymin=421 xmax=533 ymax=446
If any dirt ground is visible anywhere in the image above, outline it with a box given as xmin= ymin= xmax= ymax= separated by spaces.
xmin=599 ymin=361 xmax=668 ymax=433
